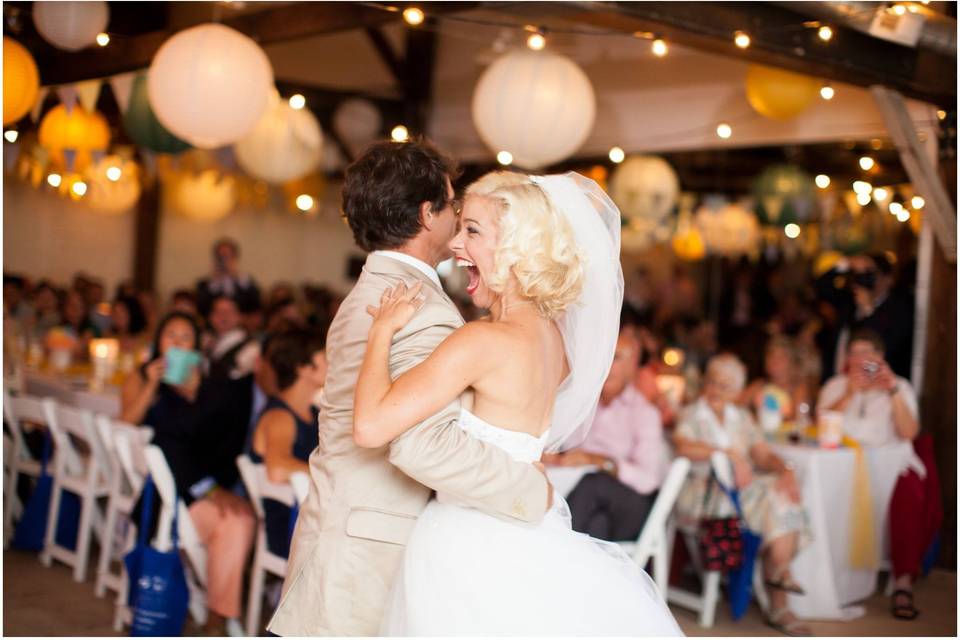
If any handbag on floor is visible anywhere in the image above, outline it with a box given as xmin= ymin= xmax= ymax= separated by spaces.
xmin=124 ymin=475 xmax=189 ymax=637
xmin=12 ymin=429 xmax=80 ymax=552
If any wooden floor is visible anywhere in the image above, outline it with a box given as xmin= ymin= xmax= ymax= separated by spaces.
xmin=3 ymin=548 xmax=957 ymax=636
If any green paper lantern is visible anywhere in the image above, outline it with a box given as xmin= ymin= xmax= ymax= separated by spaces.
xmin=123 ymin=73 xmax=191 ymax=154
xmin=753 ymin=164 xmax=816 ymax=226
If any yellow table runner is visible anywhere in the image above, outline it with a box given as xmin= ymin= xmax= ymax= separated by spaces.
xmin=843 ymin=435 xmax=879 ymax=570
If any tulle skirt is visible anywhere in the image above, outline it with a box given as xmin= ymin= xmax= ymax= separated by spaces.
xmin=381 ymin=497 xmax=684 ymax=636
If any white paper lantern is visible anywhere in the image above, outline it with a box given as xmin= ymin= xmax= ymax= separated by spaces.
xmin=234 ymin=91 xmax=323 ymax=184
xmin=472 ymin=50 xmax=595 ymax=168
xmin=695 ymin=201 xmax=760 ymax=256
xmin=170 ymin=170 xmax=237 ymax=222
xmin=148 ymin=23 xmax=274 ymax=149
xmin=84 ymin=156 xmax=141 ymax=215
xmin=333 ymin=98 xmax=382 ymax=147
xmin=610 ymin=155 xmax=680 ymax=223
xmin=33 ymin=1 xmax=108 ymax=52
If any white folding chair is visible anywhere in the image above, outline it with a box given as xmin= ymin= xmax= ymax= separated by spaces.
xmin=618 ymin=457 xmax=691 ymax=596
xmin=41 ymin=400 xmax=111 ymax=582
xmin=94 ymin=416 xmax=153 ymax=600
xmin=665 ymin=452 xmax=768 ymax=627
xmin=237 ymin=454 xmax=297 ymax=636
xmin=290 ymin=471 xmax=310 ymax=505
xmin=3 ymin=391 xmax=52 ymax=547
xmin=142 ymin=443 xmax=209 ymax=626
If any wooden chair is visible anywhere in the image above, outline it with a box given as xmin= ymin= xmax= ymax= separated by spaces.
xmin=236 ymin=454 xmax=297 ymax=636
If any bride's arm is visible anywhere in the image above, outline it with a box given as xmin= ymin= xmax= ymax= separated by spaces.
xmin=353 ymin=282 xmax=494 ymax=448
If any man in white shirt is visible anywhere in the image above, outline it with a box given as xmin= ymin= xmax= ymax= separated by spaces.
xmin=817 ymin=329 xmax=941 ymax=621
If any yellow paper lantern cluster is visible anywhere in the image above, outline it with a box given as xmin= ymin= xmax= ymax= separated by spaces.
xmin=3 ymin=37 xmax=40 ymax=126
xmin=39 ymin=104 xmax=111 ymax=171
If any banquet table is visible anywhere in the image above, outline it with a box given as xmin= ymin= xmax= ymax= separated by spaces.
xmin=772 ymin=440 xmax=916 ymax=620
xmin=22 ymin=370 xmax=121 ymax=417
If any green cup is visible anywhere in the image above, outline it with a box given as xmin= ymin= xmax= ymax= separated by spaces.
xmin=163 ymin=347 xmax=201 ymax=385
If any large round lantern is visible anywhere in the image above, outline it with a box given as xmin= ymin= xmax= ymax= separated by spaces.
xmin=472 ymin=50 xmax=595 ymax=168
xmin=609 ymin=155 xmax=679 ymax=224
xmin=84 ymin=156 xmax=141 ymax=215
xmin=745 ymin=65 xmax=819 ymax=121
xmin=32 ymin=1 xmax=108 ymax=52
xmin=39 ymin=104 xmax=110 ymax=170
xmin=170 ymin=171 xmax=237 ymax=222
xmin=124 ymin=73 xmax=190 ymax=154
xmin=235 ymin=90 xmax=322 ymax=184
xmin=148 ymin=23 xmax=274 ymax=148
xmin=333 ymin=98 xmax=382 ymax=148
xmin=753 ymin=164 xmax=816 ymax=225
xmin=695 ymin=201 xmax=760 ymax=256
xmin=3 ymin=37 xmax=40 ymax=126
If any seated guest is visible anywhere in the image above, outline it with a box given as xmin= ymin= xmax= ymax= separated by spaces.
xmin=4 ymin=274 xmax=34 ymax=334
xmin=543 ymin=327 xmax=668 ymax=542
xmin=121 ymin=311 xmax=255 ymax=635
xmin=632 ymin=324 xmax=678 ymax=429
xmin=206 ymin=295 xmax=260 ymax=380
xmin=250 ymin=329 xmax=326 ymax=558
xmin=56 ymin=289 xmax=98 ymax=358
xmin=817 ymin=329 xmax=940 ymax=621
xmin=31 ymin=281 xmax=62 ymax=338
xmin=108 ymin=295 xmax=149 ymax=356
xmin=740 ymin=335 xmax=810 ymax=423
xmin=674 ymin=354 xmax=811 ymax=636
xmin=170 ymin=288 xmax=199 ymax=317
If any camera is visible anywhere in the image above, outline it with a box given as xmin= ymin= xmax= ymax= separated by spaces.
xmin=862 ymin=360 xmax=880 ymax=379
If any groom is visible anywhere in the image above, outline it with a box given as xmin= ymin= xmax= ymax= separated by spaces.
xmin=268 ymin=140 xmax=552 ymax=636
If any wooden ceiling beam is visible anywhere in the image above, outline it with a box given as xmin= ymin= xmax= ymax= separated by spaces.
xmin=565 ymin=1 xmax=955 ymax=106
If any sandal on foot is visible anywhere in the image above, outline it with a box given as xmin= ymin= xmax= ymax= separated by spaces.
xmin=765 ymin=570 xmax=806 ymax=595
xmin=891 ymin=589 xmax=919 ymax=620
xmin=764 ymin=608 xmax=813 ymax=637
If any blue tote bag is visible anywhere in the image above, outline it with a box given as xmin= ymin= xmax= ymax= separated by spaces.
xmin=713 ymin=472 xmax=763 ymax=621
xmin=12 ymin=429 xmax=80 ymax=552
xmin=124 ymin=476 xmax=190 ymax=636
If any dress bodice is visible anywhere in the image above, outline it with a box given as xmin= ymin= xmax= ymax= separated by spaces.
xmin=457 ymin=409 xmax=548 ymax=463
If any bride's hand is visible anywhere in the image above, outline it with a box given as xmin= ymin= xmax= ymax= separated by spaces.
xmin=367 ymin=281 xmax=426 ymax=334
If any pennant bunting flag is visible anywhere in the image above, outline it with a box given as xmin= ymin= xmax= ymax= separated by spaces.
xmin=109 ymin=72 xmax=137 ymax=115
xmin=76 ymin=79 xmax=103 ymax=113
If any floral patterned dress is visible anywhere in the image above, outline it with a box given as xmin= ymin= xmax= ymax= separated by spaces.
xmin=674 ymin=398 xmax=811 ymax=549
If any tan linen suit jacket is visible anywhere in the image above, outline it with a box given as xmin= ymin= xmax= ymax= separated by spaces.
xmin=267 ymin=253 xmax=549 ymax=636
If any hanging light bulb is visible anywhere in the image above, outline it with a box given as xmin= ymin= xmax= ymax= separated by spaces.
xmin=856 ymin=192 xmax=871 ymax=206
xmin=937 ymin=109 xmax=947 ymax=120
xmin=288 ymin=94 xmax=306 ymax=110
xmin=96 ymin=32 xmax=110 ymax=47
xmin=889 ymin=201 xmax=904 ymax=216
xmin=527 ymin=31 xmax=546 ymax=51
xmin=72 ymin=180 xmax=88 ymax=197
xmin=402 ymin=7 xmax=425 ymax=26
xmin=106 ymin=166 xmax=122 ymax=182
xmin=651 ymin=38 xmax=668 ymax=57
xmin=4 ymin=130 xmax=18 ymax=143
xmin=784 ymin=223 xmax=801 ymax=239
xmin=815 ymin=174 xmax=831 ymax=189
xmin=47 ymin=173 xmax=62 ymax=188
xmin=872 ymin=187 xmax=889 ymax=201
xmin=818 ymin=25 xmax=833 ymax=41
xmin=853 ymin=180 xmax=872 ymax=195
xmin=734 ymin=31 xmax=751 ymax=49
xmin=859 ymin=156 xmax=876 ymax=171
xmin=391 ymin=125 xmax=409 ymax=142
xmin=896 ymin=209 xmax=911 ymax=222
xmin=295 ymin=194 xmax=314 ymax=211
xmin=496 ymin=150 xmax=513 ymax=166
xmin=911 ymin=195 xmax=925 ymax=209
xmin=716 ymin=123 xmax=732 ymax=139
xmin=820 ymin=84 xmax=835 ymax=100
xmin=608 ymin=146 xmax=625 ymax=163
xmin=891 ymin=4 xmax=907 ymax=15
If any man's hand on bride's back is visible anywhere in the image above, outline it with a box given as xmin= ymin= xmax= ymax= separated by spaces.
xmin=533 ymin=461 xmax=555 ymax=510
xmin=367 ymin=281 xmax=427 ymax=334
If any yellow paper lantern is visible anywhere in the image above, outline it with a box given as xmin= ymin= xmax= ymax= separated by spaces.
xmin=3 ymin=37 xmax=40 ymax=125
xmin=38 ymin=104 xmax=110 ymax=170
xmin=170 ymin=170 xmax=237 ymax=222
xmin=672 ymin=212 xmax=706 ymax=261
xmin=83 ymin=155 xmax=141 ymax=215
xmin=745 ymin=65 xmax=819 ymax=121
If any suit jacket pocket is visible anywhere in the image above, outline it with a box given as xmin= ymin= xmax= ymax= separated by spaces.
xmin=345 ymin=506 xmax=418 ymax=546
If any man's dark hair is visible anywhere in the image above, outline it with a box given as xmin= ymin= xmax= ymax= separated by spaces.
xmin=213 ymin=237 xmax=240 ymax=258
xmin=267 ymin=328 xmax=328 ymax=391
xmin=342 ymin=139 xmax=459 ymax=252
xmin=114 ymin=295 xmax=148 ymax=335
xmin=849 ymin=328 xmax=885 ymax=354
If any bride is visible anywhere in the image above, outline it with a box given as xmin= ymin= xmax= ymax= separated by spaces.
xmin=352 ymin=171 xmax=683 ymax=636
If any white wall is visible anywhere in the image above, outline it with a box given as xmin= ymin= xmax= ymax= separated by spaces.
xmin=3 ymin=179 xmax=362 ymax=300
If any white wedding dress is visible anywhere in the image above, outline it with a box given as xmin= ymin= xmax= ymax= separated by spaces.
xmin=380 ymin=408 xmax=685 ymax=637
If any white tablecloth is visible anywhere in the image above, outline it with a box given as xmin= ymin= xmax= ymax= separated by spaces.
xmin=23 ymin=371 xmax=121 ymax=417
xmin=772 ymin=441 xmax=915 ymax=620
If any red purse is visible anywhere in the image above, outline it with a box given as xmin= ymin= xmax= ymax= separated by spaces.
xmin=698 ymin=474 xmax=744 ymax=572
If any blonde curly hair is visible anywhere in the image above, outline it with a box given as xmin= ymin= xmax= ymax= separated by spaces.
xmin=465 ymin=171 xmax=584 ymax=318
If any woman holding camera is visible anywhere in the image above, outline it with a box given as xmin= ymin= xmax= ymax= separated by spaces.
xmin=121 ymin=311 xmax=255 ymax=635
